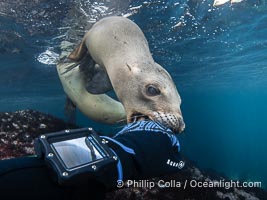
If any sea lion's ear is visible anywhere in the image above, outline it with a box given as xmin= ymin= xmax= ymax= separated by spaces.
xmin=68 ymin=37 xmax=87 ymax=62
xmin=85 ymin=64 xmax=113 ymax=94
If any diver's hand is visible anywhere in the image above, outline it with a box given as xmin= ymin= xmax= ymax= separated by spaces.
xmin=103 ymin=121 xmax=185 ymax=180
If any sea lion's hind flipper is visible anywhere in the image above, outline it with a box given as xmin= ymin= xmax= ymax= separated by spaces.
xmin=64 ymin=97 xmax=76 ymax=124
xmin=68 ymin=32 xmax=113 ymax=94
xmin=85 ymin=64 xmax=113 ymax=94
xmin=60 ymin=61 xmax=80 ymax=75
xmin=68 ymin=35 xmax=88 ymax=62
xmin=60 ymin=51 xmax=93 ymax=75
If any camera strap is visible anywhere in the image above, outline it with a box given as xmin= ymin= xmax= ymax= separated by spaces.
xmin=100 ymin=136 xmax=136 ymax=182
xmin=100 ymin=136 xmax=135 ymax=155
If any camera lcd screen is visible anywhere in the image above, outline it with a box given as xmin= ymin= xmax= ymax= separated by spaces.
xmin=51 ymin=137 xmax=103 ymax=169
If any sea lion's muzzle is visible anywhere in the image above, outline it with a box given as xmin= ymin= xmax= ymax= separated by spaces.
xmin=153 ymin=111 xmax=185 ymax=133
xmin=128 ymin=111 xmax=185 ymax=134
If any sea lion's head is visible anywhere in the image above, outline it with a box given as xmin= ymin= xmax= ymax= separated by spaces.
xmin=112 ymin=61 xmax=185 ymax=133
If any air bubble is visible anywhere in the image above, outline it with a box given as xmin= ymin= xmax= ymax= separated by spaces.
xmin=37 ymin=49 xmax=59 ymax=65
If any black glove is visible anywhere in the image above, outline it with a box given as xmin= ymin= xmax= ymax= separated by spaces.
xmin=101 ymin=120 xmax=185 ymax=184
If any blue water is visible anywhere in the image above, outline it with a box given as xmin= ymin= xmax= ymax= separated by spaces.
xmin=0 ymin=0 xmax=267 ymax=189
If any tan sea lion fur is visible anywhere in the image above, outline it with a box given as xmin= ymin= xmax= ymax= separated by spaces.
xmin=57 ymin=61 xmax=126 ymax=124
xmin=68 ymin=16 xmax=185 ymax=133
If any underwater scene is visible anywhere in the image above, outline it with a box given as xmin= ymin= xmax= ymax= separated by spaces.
xmin=0 ymin=0 xmax=267 ymax=199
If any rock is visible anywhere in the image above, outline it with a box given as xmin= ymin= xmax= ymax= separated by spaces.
xmin=0 ymin=109 xmax=77 ymax=159
xmin=0 ymin=109 xmax=266 ymax=199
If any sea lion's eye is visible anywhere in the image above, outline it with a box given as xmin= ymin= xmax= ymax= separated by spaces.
xmin=146 ymin=85 xmax=161 ymax=96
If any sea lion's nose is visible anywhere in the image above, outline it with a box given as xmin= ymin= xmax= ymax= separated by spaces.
xmin=178 ymin=117 xmax=185 ymax=133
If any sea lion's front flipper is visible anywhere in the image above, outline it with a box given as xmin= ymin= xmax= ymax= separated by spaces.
xmin=85 ymin=64 xmax=113 ymax=94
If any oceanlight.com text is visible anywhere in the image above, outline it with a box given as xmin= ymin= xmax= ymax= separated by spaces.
xmin=117 ymin=179 xmax=262 ymax=190
xmin=187 ymin=180 xmax=261 ymax=190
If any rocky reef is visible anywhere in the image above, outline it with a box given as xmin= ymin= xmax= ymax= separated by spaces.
xmin=0 ymin=110 xmax=266 ymax=200
xmin=0 ymin=110 xmax=77 ymax=159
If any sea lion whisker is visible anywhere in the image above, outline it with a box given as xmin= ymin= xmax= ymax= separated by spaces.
xmin=114 ymin=115 xmax=152 ymax=129
xmin=115 ymin=118 xmax=128 ymax=124
xmin=128 ymin=113 xmax=150 ymax=123
xmin=115 ymin=113 xmax=148 ymax=124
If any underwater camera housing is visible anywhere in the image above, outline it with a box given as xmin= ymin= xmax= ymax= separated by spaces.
xmin=34 ymin=128 xmax=118 ymax=185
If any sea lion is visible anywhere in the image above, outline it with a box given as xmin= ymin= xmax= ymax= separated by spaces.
xmin=64 ymin=16 xmax=185 ymax=133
